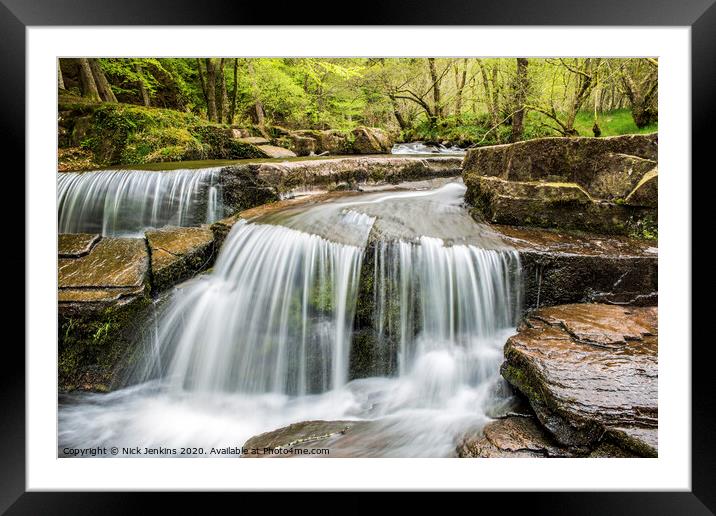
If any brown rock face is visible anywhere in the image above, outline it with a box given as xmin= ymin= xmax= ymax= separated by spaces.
xmin=457 ymin=415 xmax=573 ymax=458
xmin=58 ymin=235 xmax=152 ymax=392
xmin=500 ymin=303 xmax=658 ymax=457
xmin=145 ymin=225 xmax=215 ymax=292
xmin=496 ymin=225 xmax=658 ymax=308
xmin=463 ymin=133 xmax=658 ymax=235
xmin=59 ymin=237 xmax=148 ymax=291
xmin=58 ymin=233 xmax=101 ymax=258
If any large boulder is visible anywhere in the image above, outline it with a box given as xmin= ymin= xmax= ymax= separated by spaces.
xmin=351 ymin=127 xmax=394 ymax=154
xmin=500 ymin=304 xmax=658 ymax=457
xmin=58 ymin=235 xmax=151 ymax=391
xmin=463 ymin=133 xmax=658 ymax=236
xmin=287 ymin=134 xmax=317 ymax=156
xmin=145 ymin=225 xmax=216 ymax=292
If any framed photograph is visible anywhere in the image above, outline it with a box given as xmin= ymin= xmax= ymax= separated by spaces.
xmin=5 ymin=0 xmax=713 ymax=511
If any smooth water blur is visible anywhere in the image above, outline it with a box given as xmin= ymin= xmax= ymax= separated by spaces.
xmin=57 ymin=168 xmax=224 ymax=236
xmin=392 ymin=142 xmax=466 ymax=155
xmin=135 ymin=221 xmax=366 ymax=395
xmin=58 ymin=181 xmax=522 ymax=457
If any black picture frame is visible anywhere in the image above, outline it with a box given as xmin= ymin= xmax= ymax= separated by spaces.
xmin=3 ymin=0 xmax=713 ymax=513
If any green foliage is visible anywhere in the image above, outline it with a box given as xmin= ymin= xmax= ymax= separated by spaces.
xmin=61 ymin=57 xmax=659 ymax=147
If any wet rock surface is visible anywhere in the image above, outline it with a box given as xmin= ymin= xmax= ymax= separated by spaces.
xmin=218 ymin=155 xmax=463 ymax=214
xmin=500 ymin=303 xmax=658 ymax=457
xmin=58 ymin=233 xmax=101 ymax=257
xmin=58 ymin=235 xmax=152 ymax=392
xmin=463 ymin=134 xmax=658 ymax=235
xmin=146 ymin=225 xmax=215 ymax=292
xmin=457 ymin=414 xmax=574 ymax=458
xmin=495 ymin=225 xmax=658 ymax=308
xmin=242 ymin=420 xmax=372 ymax=458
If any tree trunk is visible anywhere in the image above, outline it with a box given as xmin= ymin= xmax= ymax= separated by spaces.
xmin=427 ymin=58 xmax=443 ymax=122
xmin=76 ymin=58 xmax=101 ymax=102
xmin=246 ymin=60 xmax=265 ymax=128
xmin=133 ymin=62 xmax=150 ymax=107
xmin=229 ymin=58 xmax=239 ymax=125
xmin=217 ymin=58 xmax=229 ymax=124
xmin=510 ymin=58 xmax=529 ymax=142
xmin=204 ymin=58 xmax=217 ymax=122
xmin=57 ymin=59 xmax=65 ymax=90
xmin=477 ymin=59 xmax=499 ymax=128
xmin=196 ymin=58 xmax=209 ymax=109
xmin=388 ymin=94 xmax=408 ymax=130
xmin=454 ymin=58 xmax=468 ymax=125
xmin=88 ymin=59 xmax=117 ymax=103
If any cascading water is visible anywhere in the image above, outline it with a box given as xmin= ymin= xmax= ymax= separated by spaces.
xmin=57 ymin=167 xmax=224 ymax=236
xmin=371 ymin=237 xmax=521 ymax=380
xmin=139 ymin=221 xmax=364 ymax=395
xmin=59 ymin=181 xmax=523 ymax=457
xmin=391 ymin=142 xmax=466 ymax=155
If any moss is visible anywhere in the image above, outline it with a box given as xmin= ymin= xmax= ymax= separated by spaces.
xmin=58 ymin=294 xmax=152 ymax=391
xmin=60 ymin=101 xmax=267 ymax=169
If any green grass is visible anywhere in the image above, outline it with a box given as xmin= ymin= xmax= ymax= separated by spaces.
xmin=403 ymin=109 xmax=657 ymax=146
xmin=571 ymin=109 xmax=657 ymax=137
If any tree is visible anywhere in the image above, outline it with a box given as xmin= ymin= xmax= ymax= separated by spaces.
xmin=527 ymin=58 xmax=601 ymax=136
xmin=87 ymin=59 xmax=117 ymax=103
xmin=453 ymin=58 xmax=468 ymax=125
xmin=58 ymin=59 xmax=65 ymax=90
xmin=427 ymin=58 xmax=443 ymax=122
xmin=246 ymin=59 xmax=265 ymax=128
xmin=619 ymin=58 xmax=658 ymax=128
xmin=510 ymin=58 xmax=529 ymax=142
xmin=76 ymin=58 xmax=101 ymax=102
xmin=229 ymin=58 xmax=239 ymax=125
xmin=204 ymin=58 xmax=218 ymax=122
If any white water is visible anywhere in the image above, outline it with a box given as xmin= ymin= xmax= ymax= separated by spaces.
xmin=138 ymin=221 xmax=364 ymax=395
xmin=57 ymin=168 xmax=224 ymax=237
xmin=391 ymin=142 xmax=466 ymax=155
xmin=59 ymin=182 xmax=522 ymax=457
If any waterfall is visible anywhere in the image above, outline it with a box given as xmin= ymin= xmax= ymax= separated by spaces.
xmin=368 ymin=237 xmax=522 ymax=409
xmin=59 ymin=181 xmax=525 ymax=457
xmin=57 ymin=167 xmax=224 ymax=236
xmin=139 ymin=221 xmax=364 ymax=395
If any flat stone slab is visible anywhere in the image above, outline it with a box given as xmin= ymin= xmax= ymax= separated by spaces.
xmin=58 ymin=233 xmax=101 ymax=257
xmin=501 ymin=303 xmax=657 ymax=456
xmin=145 ymin=225 xmax=215 ymax=291
xmin=58 ymin=236 xmax=149 ymax=289
xmin=236 ymin=136 xmax=271 ymax=145
xmin=256 ymin=144 xmax=297 ymax=159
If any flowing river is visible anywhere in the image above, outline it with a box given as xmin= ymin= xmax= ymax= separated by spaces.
xmin=59 ymin=177 xmax=523 ymax=457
